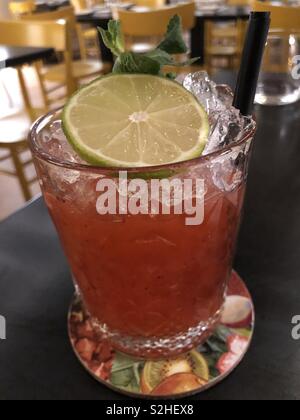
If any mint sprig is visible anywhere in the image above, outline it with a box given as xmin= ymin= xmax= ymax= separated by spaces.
xmin=157 ymin=15 xmax=188 ymax=55
xmin=98 ymin=15 xmax=199 ymax=77
xmin=98 ymin=20 xmax=125 ymax=56
xmin=113 ymin=52 xmax=161 ymax=75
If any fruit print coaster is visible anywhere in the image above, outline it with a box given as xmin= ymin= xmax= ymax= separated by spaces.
xmin=68 ymin=271 xmax=254 ymax=398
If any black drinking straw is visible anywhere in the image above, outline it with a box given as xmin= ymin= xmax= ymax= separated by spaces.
xmin=233 ymin=12 xmax=271 ymax=116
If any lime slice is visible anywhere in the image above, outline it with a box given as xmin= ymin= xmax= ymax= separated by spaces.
xmin=62 ymin=74 xmax=209 ymax=167
xmin=141 ymin=350 xmax=209 ymax=393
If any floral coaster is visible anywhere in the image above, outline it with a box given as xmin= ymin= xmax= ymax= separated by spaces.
xmin=68 ymin=271 xmax=254 ymax=398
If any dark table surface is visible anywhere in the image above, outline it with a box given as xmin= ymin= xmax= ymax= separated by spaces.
xmin=36 ymin=0 xmax=69 ymax=11
xmin=0 ymin=45 xmax=54 ymax=69
xmin=0 ymin=72 xmax=300 ymax=400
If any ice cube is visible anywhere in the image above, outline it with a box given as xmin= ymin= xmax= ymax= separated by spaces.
xmin=183 ymin=71 xmax=219 ymax=114
xmin=42 ymin=120 xmax=85 ymax=165
xmin=183 ymin=72 xmax=249 ymax=155
xmin=203 ymin=108 xmax=244 ymax=155
xmin=183 ymin=72 xmax=255 ymax=192
xmin=210 ymin=155 xmax=243 ymax=193
xmin=216 ymin=84 xmax=234 ymax=108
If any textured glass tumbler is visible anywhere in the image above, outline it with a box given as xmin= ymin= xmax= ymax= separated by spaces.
xmin=29 ymin=109 xmax=255 ymax=358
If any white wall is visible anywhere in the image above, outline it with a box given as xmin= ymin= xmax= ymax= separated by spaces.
xmin=0 ymin=0 xmax=9 ymax=19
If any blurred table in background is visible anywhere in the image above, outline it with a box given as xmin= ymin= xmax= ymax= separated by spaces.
xmin=35 ymin=0 xmax=70 ymax=11
xmin=0 ymin=45 xmax=54 ymax=201
xmin=0 ymin=45 xmax=54 ymax=68
xmin=0 ymin=45 xmax=54 ymax=124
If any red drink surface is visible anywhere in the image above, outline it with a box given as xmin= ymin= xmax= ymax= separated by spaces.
xmin=44 ymin=182 xmax=244 ymax=346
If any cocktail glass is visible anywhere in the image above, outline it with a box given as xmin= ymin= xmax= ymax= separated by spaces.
xmin=29 ymin=89 xmax=255 ymax=359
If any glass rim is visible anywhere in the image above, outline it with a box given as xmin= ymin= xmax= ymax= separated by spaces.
xmin=29 ymin=107 xmax=256 ymax=174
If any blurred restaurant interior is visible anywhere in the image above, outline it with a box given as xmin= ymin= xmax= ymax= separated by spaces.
xmin=0 ymin=0 xmax=299 ymax=220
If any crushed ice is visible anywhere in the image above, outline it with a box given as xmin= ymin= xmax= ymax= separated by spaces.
xmin=183 ymin=71 xmax=253 ymax=156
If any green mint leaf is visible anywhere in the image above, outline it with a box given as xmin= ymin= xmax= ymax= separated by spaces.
xmin=113 ymin=52 xmax=161 ymax=75
xmin=165 ymin=72 xmax=177 ymax=80
xmin=108 ymin=20 xmax=125 ymax=54
xmin=144 ymin=49 xmax=174 ymax=66
xmin=99 ymin=17 xmax=196 ymax=77
xmin=98 ymin=21 xmax=124 ymax=57
xmin=98 ymin=27 xmax=113 ymax=53
xmin=158 ymin=15 xmax=188 ymax=55
xmin=171 ymin=57 xmax=200 ymax=67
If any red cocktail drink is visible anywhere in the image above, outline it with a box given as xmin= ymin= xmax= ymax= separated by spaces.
xmin=30 ymin=107 xmax=254 ymax=358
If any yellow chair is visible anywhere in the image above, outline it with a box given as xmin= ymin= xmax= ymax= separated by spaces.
xmin=21 ymin=7 xmax=111 ymax=106
xmin=70 ymin=0 xmax=90 ymax=9
xmin=206 ymin=0 xmax=250 ymax=72
xmin=0 ymin=20 xmax=69 ymax=201
xmin=227 ymin=0 xmax=252 ymax=6
xmin=71 ymin=0 xmax=104 ymax=8
xmin=117 ymin=3 xmax=197 ymax=73
xmin=132 ymin=0 xmax=166 ymax=8
xmin=204 ymin=19 xmax=246 ymax=74
xmin=117 ymin=3 xmax=195 ymax=37
xmin=0 ymin=115 xmax=36 ymax=201
xmin=9 ymin=0 xmax=36 ymax=17
xmin=70 ymin=0 xmax=100 ymax=59
xmin=252 ymin=1 xmax=300 ymax=33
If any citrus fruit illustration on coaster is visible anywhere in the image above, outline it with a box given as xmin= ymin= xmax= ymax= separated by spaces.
xmin=68 ymin=271 xmax=254 ymax=398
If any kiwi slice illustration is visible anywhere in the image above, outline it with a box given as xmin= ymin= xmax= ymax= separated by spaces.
xmin=141 ymin=350 xmax=209 ymax=394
